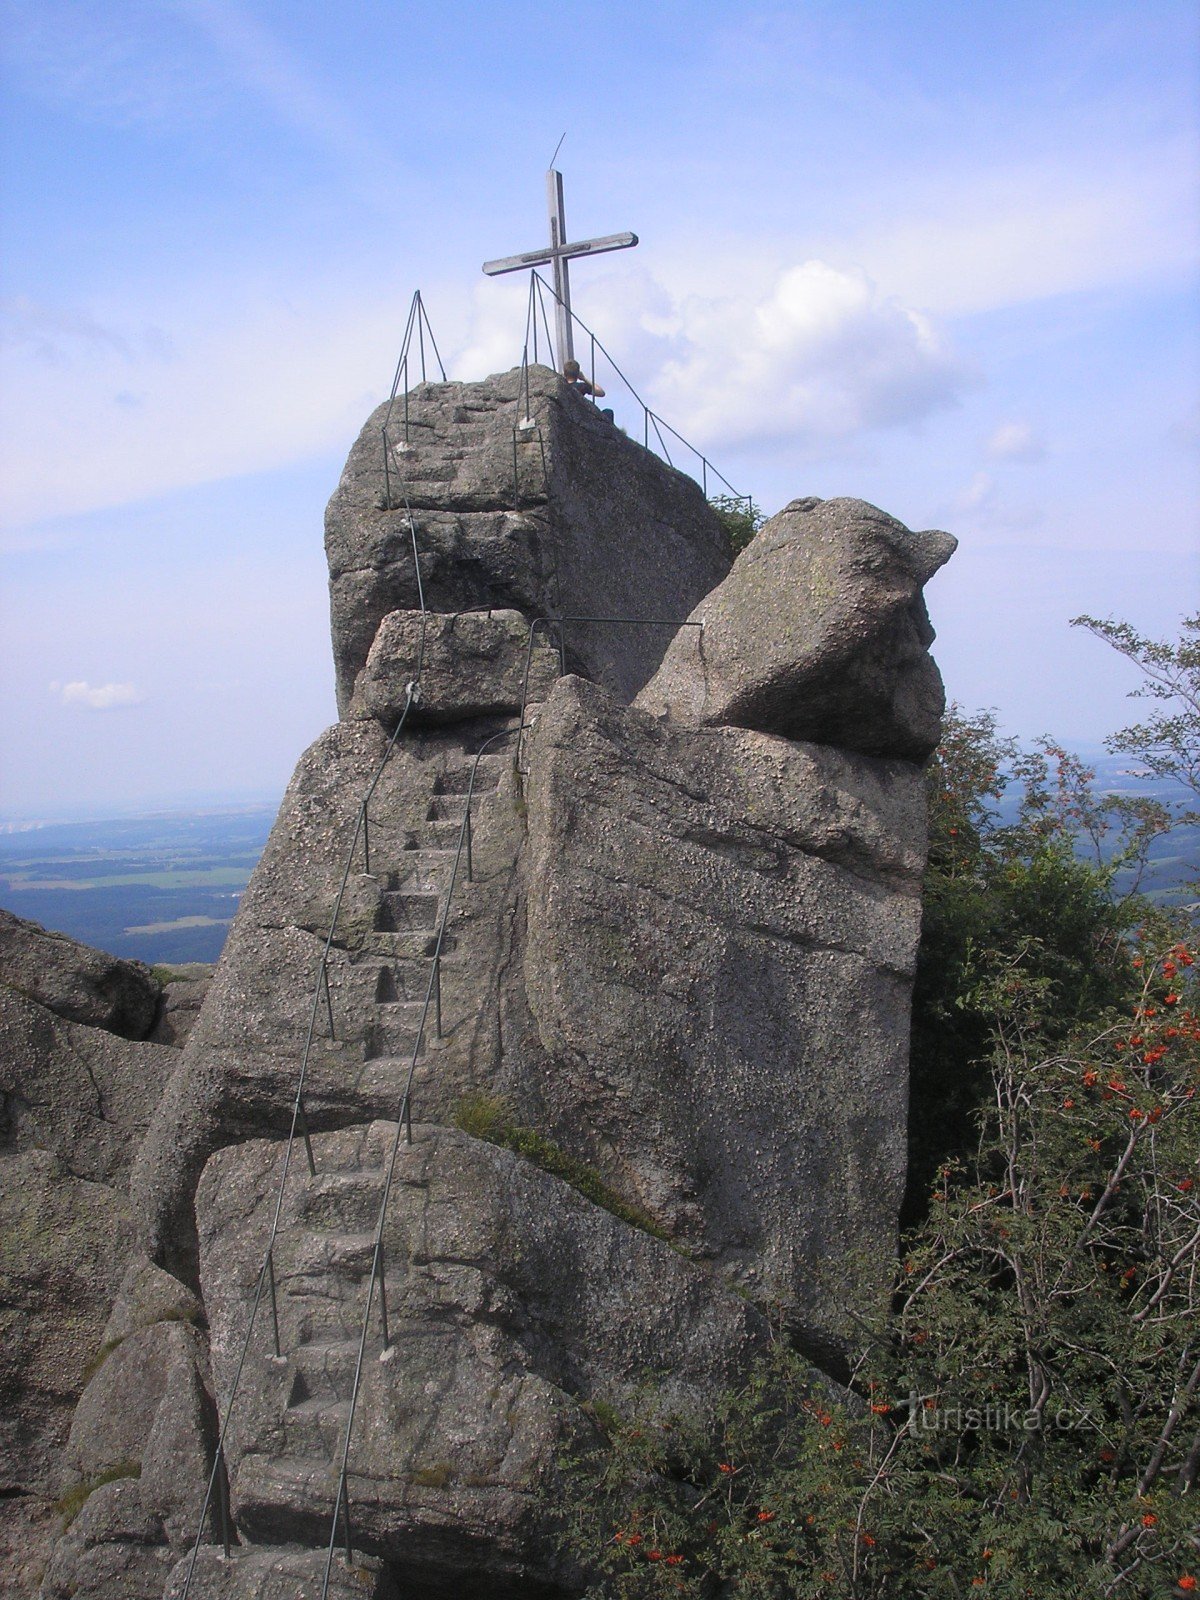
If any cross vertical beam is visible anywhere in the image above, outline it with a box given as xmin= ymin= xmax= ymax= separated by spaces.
xmin=546 ymin=169 xmax=574 ymax=368
xmin=482 ymin=172 xmax=637 ymax=374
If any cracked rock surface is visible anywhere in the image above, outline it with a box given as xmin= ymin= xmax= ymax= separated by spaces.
xmin=198 ymin=1121 xmax=762 ymax=1596
xmin=325 ymin=365 xmax=730 ymax=712
xmin=518 ymin=675 xmax=925 ymax=1354
xmin=32 ymin=363 xmax=954 ymax=1598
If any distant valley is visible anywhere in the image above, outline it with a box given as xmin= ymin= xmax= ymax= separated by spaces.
xmin=0 ymin=805 xmax=278 ymax=963
xmin=0 ymin=754 xmax=1192 ymax=967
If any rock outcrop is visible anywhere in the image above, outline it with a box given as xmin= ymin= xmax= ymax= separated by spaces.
xmin=325 ymin=366 xmax=730 ymax=712
xmin=34 ymin=364 xmax=955 ymax=1599
xmin=0 ymin=933 xmax=176 ymax=1596
xmin=0 ymin=908 xmax=161 ymax=1040
xmin=517 ymin=674 xmax=926 ymax=1352
xmin=637 ymin=495 xmax=956 ymax=760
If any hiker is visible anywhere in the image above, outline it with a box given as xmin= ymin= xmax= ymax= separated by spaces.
xmin=563 ymin=358 xmax=605 ymax=399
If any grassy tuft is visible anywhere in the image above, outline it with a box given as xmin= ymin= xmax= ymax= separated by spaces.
xmin=452 ymin=1093 xmax=671 ymax=1244
xmin=56 ymin=1461 xmax=141 ymax=1529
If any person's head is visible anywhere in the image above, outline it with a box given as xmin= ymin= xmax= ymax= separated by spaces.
xmin=563 ymin=359 xmax=581 ymax=379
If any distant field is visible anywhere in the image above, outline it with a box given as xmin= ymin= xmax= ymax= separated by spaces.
xmin=0 ymin=806 xmax=278 ymax=963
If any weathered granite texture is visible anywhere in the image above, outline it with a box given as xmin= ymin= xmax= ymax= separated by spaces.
xmin=198 ymin=1121 xmax=762 ymax=1595
xmin=636 ymin=496 xmax=957 ymax=761
xmin=350 ymin=607 xmax=560 ymax=728
xmin=133 ymin=717 xmax=531 ymax=1284
xmin=0 ymin=927 xmax=175 ymax=1596
xmin=516 ymin=675 xmax=926 ymax=1353
xmin=1 ymin=986 xmax=176 ymax=1184
xmin=325 ymin=366 xmax=730 ymax=713
xmin=43 ymin=364 xmax=956 ymax=1599
xmin=0 ymin=907 xmax=161 ymax=1040
xmin=149 ymin=966 xmax=215 ymax=1050
xmin=165 ymin=1545 xmax=399 ymax=1599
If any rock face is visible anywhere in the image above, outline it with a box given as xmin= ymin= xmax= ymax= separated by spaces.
xmin=350 ymin=608 xmax=560 ymax=728
xmin=0 ymin=939 xmax=175 ymax=1596
xmin=41 ymin=362 xmax=955 ymax=1599
xmin=198 ymin=1122 xmax=761 ymax=1595
xmin=636 ymin=496 xmax=956 ymax=761
xmin=325 ymin=366 xmax=731 ymax=714
xmin=0 ymin=908 xmax=161 ymax=1040
xmin=517 ymin=675 xmax=925 ymax=1351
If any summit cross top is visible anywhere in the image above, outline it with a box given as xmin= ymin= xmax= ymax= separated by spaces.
xmin=482 ymin=169 xmax=637 ymax=371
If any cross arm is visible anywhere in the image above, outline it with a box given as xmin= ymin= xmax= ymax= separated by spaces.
xmin=482 ymin=231 xmax=638 ymax=277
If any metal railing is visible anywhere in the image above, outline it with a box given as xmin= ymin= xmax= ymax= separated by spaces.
xmin=381 ymin=291 xmax=447 ymax=510
xmin=319 ymin=721 xmax=520 ymax=1598
xmin=520 ymin=267 xmax=749 ymax=514
xmin=178 ymin=501 xmax=430 ymax=1599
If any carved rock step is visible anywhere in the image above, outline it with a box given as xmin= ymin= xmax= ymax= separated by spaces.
xmin=364 ymin=1000 xmax=427 ymax=1062
xmin=295 ymin=1170 xmax=389 ymax=1235
xmin=433 ymin=755 xmax=507 ymax=796
xmin=371 ymin=963 xmax=434 ymax=1005
xmin=424 ymin=794 xmax=487 ymax=823
xmin=282 ymin=1394 xmax=352 ymax=1459
xmin=376 ymin=890 xmax=439 ymax=931
xmin=407 ymin=818 xmax=471 ymax=851
xmin=364 ymin=929 xmax=457 ymax=960
xmin=382 ymin=850 xmax=457 ymax=895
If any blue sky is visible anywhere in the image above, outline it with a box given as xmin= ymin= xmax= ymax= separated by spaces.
xmin=1 ymin=0 xmax=1197 ymax=819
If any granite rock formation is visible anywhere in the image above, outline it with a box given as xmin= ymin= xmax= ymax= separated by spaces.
xmin=0 ymin=908 xmax=161 ymax=1040
xmin=325 ymin=365 xmax=730 ymax=712
xmin=0 ymin=932 xmax=177 ymax=1596
xmin=636 ymin=495 xmax=957 ymax=760
xmin=31 ymin=364 xmax=954 ymax=1599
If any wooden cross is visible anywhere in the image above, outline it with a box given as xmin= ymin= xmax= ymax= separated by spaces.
xmin=482 ymin=169 xmax=638 ymax=371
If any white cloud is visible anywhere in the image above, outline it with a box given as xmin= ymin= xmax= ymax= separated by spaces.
xmin=952 ymin=472 xmax=997 ymax=514
xmin=53 ymin=680 xmax=144 ymax=710
xmin=987 ymin=421 xmax=1046 ymax=462
xmin=846 ymin=142 xmax=1197 ymax=317
xmin=456 ymin=259 xmax=972 ymax=456
xmin=656 ymin=261 xmax=972 ymax=450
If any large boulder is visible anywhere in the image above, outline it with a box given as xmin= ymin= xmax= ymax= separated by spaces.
xmin=350 ymin=608 xmax=560 ymax=728
xmin=635 ymin=496 xmax=956 ymax=760
xmin=325 ymin=366 xmax=731 ymax=714
xmin=0 ymin=1149 xmax=134 ymax=1496
xmin=1 ymin=986 xmax=177 ymax=1184
xmin=197 ymin=1121 xmax=764 ymax=1595
xmin=0 ymin=907 xmax=160 ymax=1040
xmin=518 ymin=675 xmax=927 ymax=1355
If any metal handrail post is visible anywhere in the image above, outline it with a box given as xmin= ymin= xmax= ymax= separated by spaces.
xmin=362 ymin=808 xmax=370 ymax=875
xmin=433 ymin=955 xmax=442 ymax=1040
xmin=377 ymin=1240 xmax=390 ymax=1350
xmin=465 ymin=805 xmax=473 ymax=882
xmin=297 ymin=1095 xmax=316 ymax=1177
xmin=267 ymin=1248 xmax=282 ymax=1358
xmin=216 ymin=1445 xmax=231 ymax=1559
xmin=321 ymin=962 xmax=336 ymax=1042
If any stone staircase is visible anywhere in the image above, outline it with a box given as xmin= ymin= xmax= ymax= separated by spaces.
xmin=218 ymin=745 xmax=516 ymax=1554
xmin=385 ymin=383 xmax=547 ymax=511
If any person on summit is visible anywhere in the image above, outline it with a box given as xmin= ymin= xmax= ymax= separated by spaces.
xmin=562 ymin=358 xmax=605 ymax=399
